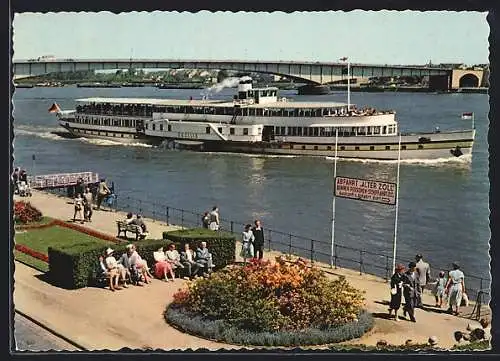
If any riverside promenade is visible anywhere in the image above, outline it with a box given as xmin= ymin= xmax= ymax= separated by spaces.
xmin=13 ymin=190 xmax=488 ymax=351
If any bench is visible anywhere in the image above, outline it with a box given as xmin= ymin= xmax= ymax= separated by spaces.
xmin=116 ymin=221 xmax=144 ymax=240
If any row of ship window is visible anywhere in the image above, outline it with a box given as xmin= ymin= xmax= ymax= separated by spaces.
xmin=77 ymin=104 xmax=349 ymax=117
xmin=75 ymin=127 xmax=426 ymax=150
xmin=286 ymin=144 xmax=421 ymax=151
xmin=275 ymin=125 xmax=397 ymax=136
xmin=74 ymin=116 xmax=139 ymax=128
xmin=74 ymin=116 xmax=397 ymax=138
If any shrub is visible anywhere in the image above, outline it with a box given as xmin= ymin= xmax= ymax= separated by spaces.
xmin=48 ymin=238 xmax=174 ymax=289
xmin=163 ymin=228 xmax=236 ymax=270
xmin=14 ymin=201 xmax=42 ymax=224
xmin=165 ymin=306 xmax=374 ymax=346
xmin=451 ymin=340 xmax=490 ymax=351
xmin=166 ymin=256 xmax=371 ymax=346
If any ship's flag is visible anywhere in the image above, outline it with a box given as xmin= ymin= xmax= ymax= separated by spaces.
xmin=461 ymin=112 xmax=474 ymax=120
xmin=48 ymin=102 xmax=61 ymax=113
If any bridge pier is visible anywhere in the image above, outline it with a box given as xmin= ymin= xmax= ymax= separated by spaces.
xmin=297 ymin=84 xmax=330 ymax=95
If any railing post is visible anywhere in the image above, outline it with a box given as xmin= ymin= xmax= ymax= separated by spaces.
xmin=166 ymin=206 xmax=170 ymax=225
xmin=138 ymin=199 xmax=142 ymax=215
xmin=181 ymin=209 xmax=184 ymax=228
xmin=230 ymin=221 xmax=234 ymax=234
xmin=334 ymin=244 xmax=338 ymax=269
xmin=359 ymin=250 xmax=363 ymax=275
xmin=152 ymin=202 xmax=156 ymax=222
xmin=267 ymin=230 xmax=272 ymax=252
xmin=310 ymin=239 xmax=314 ymax=264
xmin=288 ymin=234 xmax=292 ymax=255
xmin=385 ymin=255 xmax=389 ymax=282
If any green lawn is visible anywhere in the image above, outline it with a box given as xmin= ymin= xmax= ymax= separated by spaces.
xmin=14 ymin=216 xmax=54 ymax=227
xmin=14 ymin=225 xmax=113 ymax=270
xmin=14 ymin=250 xmax=49 ymax=272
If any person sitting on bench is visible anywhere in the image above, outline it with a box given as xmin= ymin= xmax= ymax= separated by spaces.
xmin=99 ymin=250 xmax=121 ymax=292
xmin=130 ymin=214 xmax=148 ymax=239
xmin=195 ymin=241 xmax=215 ymax=277
xmin=180 ymin=243 xmax=201 ymax=279
xmin=104 ymin=247 xmax=128 ymax=289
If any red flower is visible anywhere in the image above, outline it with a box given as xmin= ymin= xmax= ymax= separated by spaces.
xmin=15 ymin=244 xmax=49 ymax=263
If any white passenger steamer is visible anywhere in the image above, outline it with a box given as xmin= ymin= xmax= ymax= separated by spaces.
xmin=49 ymin=77 xmax=475 ymax=160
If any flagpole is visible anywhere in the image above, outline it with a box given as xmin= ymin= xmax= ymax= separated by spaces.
xmin=347 ymin=60 xmax=351 ymax=110
xmin=392 ymin=132 xmax=402 ymax=275
xmin=331 ymin=128 xmax=338 ymax=268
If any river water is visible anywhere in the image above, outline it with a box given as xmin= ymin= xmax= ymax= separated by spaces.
xmin=12 ymin=85 xmax=490 ymax=293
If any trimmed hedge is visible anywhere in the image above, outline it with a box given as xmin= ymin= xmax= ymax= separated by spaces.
xmin=165 ymin=306 xmax=374 ymax=346
xmin=163 ymin=228 xmax=236 ymax=270
xmin=48 ymin=238 xmax=177 ymax=289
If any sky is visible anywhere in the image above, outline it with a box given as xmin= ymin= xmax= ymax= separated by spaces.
xmin=12 ymin=11 xmax=489 ymax=65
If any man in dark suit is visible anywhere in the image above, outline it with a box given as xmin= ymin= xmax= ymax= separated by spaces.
xmin=252 ymin=220 xmax=265 ymax=260
xmin=403 ymin=262 xmax=418 ymax=322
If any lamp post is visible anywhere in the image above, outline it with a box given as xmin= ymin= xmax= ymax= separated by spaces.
xmin=340 ymin=57 xmax=351 ymax=110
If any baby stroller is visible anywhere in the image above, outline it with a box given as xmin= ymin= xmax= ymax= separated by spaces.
xmin=17 ymin=181 xmax=32 ymax=197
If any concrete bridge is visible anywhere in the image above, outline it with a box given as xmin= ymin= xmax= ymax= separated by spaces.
xmin=12 ymin=58 xmax=485 ymax=90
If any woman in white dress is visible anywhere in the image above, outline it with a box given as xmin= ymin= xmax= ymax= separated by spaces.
xmin=445 ymin=262 xmax=465 ymax=315
xmin=240 ymin=224 xmax=255 ymax=263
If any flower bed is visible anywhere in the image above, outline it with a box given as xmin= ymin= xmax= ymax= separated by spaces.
xmin=14 ymin=201 xmax=43 ymax=224
xmin=15 ymin=244 xmax=49 ymax=263
xmin=166 ymin=256 xmax=373 ymax=346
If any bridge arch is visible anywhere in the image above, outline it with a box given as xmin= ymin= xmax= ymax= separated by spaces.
xmin=459 ymin=73 xmax=480 ymax=88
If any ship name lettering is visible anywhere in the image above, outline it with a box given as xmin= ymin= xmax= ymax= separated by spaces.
xmin=177 ymin=132 xmax=198 ymax=139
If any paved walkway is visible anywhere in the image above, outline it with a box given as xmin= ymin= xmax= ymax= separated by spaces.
xmin=13 ymin=190 xmax=489 ymax=350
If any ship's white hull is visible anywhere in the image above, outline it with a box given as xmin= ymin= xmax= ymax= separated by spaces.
xmin=60 ymin=121 xmax=474 ymax=160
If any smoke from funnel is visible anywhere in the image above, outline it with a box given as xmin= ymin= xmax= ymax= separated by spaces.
xmin=201 ymin=76 xmax=251 ymax=99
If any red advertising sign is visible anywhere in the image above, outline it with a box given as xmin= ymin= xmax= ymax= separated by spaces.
xmin=335 ymin=176 xmax=397 ymax=205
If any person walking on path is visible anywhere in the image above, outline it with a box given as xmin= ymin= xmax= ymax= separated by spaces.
xmin=415 ymin=254 xmax=431 ymax=307
xmin=252 ymin=220 xmax=265 ymax=260
xmin=445 ymin=262 xmax=466 ymax=316
xmin=402 ymin=262 xmax=418 ymax=322
xmin=73 ymin=193 xmax=85 ymax=223
xmin=96 ymin=178 xmax=111 ymax=210
xmin=388 ymin=263 xmax=406 ymax=321
xmin=208 ymin=206 xmax=220 ymax=231
xmin=241 ymin=224 xmax=255 ymax=263
xmin=83 ymin=187 xmax=93 ymax=222
xmin=201 ymin=212 xmax=210 ymax=229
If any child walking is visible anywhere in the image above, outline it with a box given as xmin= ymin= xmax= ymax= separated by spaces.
xmin=433 ymin=271 xmax=447 ymax=308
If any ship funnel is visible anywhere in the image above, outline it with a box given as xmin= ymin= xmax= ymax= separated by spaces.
xmin=238 ymin=76 xmax=253 ymax=92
